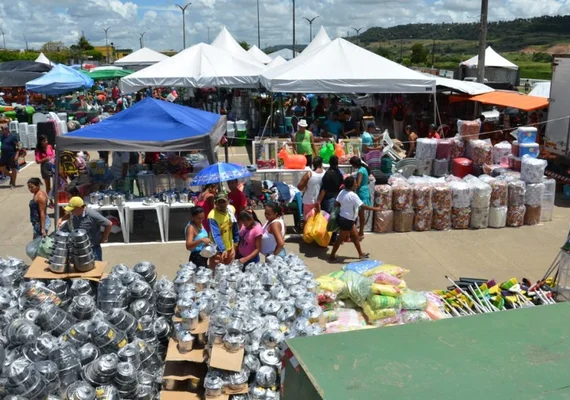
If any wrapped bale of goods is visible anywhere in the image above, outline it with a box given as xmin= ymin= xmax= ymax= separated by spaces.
xmin=393 ymin=210 xmax=415 ymax=232
xmin=451 ymin=158 xmax=473 ymax=178
xmin=493 ymin=141 xmax=512 ymax=164
xmin=392 ymin=183 xmax=413 ymax=211
xmin=450 ymin=136 xmax=465 ymax=158
xmin=470 ymin=207 xmax=489 ymax=229
xmin=415 ymin=138 xmax=438 ymax=160
xmin=470 ymin=140 xmax=493 ymax=166
xmin=373 ymin=210 xmax=394 ymax=233
xmin=524 ymin=205 xmax=542 ymax=226
xmin=507 ymin=180 xmax=526 ymax=206
xmin=414 ymin=209 xmax=433 ymax=232
xmin=374 ymin=185 xmax=393 ymax=211
xmin=525 ymin=183 xmax=544 ymax=207
xmin=451 ymin=207 xmax=471 ymax=229
xmin=432 ymin=208 xmax=451 ymax=231
xmin=488 ymin=206 xmax=507 ymax=228
xmin=507 ymin=205 xmax=526 ymax=227
xmin=415 ymin=159 xmax=433 ymax=176
xmin=521 ymin=155 xmax=547 ymax=184
xmin=413 ymin=184 xmax=432 ymax=210
xmin=432 ymin=184 xmax=452 ymax=210
xmin=458 ymin=119 xmax=480 ymax=142
xmin=436 ymin=139 xmax=453 ymax=160
xmin=490 ymin=180 xmax=508 ymax=207
xmin=449 ymin=181 xmax=472 ymax=209
xmin=468 ymin=178 xmax=492 ymax=209
xmin=433 ymin=159 xmax=449 ymax=177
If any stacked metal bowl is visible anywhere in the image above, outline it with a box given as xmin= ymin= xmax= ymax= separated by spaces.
xmin=70 ymin=229 xmax=95 ymax=273
xmin=47 ymin=231 xmax=71 ymax=273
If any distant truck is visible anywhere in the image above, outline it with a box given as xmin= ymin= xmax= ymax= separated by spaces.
xmin=544 ymin=55 xmax=570 ymax=156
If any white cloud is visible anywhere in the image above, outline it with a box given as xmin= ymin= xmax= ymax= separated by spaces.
xmin=0 ymin=0 xmax=567 ymax=52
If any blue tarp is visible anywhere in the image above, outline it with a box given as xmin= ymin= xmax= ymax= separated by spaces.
xmin=26 ymin=64 xmax=94 ymax=95
xmin=56 ymin=98 xmax=226 ymax=156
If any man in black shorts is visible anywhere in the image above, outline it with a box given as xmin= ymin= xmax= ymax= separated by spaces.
xmin=0 ymin=125 xmax=19 ymax=188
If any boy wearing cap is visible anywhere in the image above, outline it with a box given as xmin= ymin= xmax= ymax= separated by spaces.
xmin=208 ymin=192 xmax=239 ymax=268
xmin=57 ymin=196 xmax=112 ymax=261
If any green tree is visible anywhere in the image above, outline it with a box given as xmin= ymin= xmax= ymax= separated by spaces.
xmin=410 ymin=43 xmax=428 ymax=65
xmin=376 ymin=46 xmax=393 ymax=60
xmin=238 ymin=41 xmax=250 ymax=51
xmin=531 ymin=52 xmax=553 ymax=63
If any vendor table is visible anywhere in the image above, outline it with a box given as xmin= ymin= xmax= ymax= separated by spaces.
xmin=58 ymin=202 xmax=127 ymax=244
xmin=162 ymin=202 xmax=196 ymax=242
xmin=124 ymin=201 xmax=165 ymax=243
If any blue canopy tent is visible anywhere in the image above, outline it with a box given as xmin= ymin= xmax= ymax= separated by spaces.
xmin=26 ymin=64 xmax=94 ymax=95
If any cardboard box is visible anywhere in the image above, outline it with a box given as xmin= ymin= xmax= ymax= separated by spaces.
xmin=162 ymin=361 xmax=207 ymax=392
xmin=166 ymin=338 xmax=207 ymax=363
xmin=160 ymin=391 xmax=231 ymax=400
xmin=25 ymin=257 xmax=108 ymax=280
xmin=209 ymin=343 xmax=244 ymax=372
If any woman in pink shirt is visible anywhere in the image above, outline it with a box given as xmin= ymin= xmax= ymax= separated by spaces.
xmin=237 ymin=210 xmax=263 ymax=266
xmin=34 ymin=135 xmax=55 ymax=200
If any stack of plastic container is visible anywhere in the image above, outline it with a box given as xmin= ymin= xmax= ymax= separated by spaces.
xmin=521 ymin=154 xmax=548 ymax=226
xmin=373 ymin=185 xmax=393 ymax=233
xmin=541 ymin=178 xmax=556 ymax=222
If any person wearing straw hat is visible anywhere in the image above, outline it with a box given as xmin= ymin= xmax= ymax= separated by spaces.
xmin=292 ymin=119 xmax=317 ymax=168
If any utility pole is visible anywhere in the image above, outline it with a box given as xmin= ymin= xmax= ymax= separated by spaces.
xmin=0 ymin=28 xmax=5 ymax=49
xmin=400 ymin=38 xmax=403 ymax=63
xmin=353 ymin=27 xmax=364 ymax=46
xmin=103 ymin=27 xmax=110 ymax=63
xmin=292 ymin=0 xmax=296 ymax=58
xmin=304 ymin=16 xmax=319 ymax=42
xmin=176 ymin=3 xmax=191 ymax=50
xmin=207 ymin=27 xmax=210 ymax=43
xmin=23 ymin=34 xmax=28 ymax=51
xmin=431 ymin=38 xmax=435 ymax=68
xmin=257 ymin=0 xmax=261 ymax=48
xmin=139 ymin=32 xmax=146 ymax=49
xmin=477 ymin=0 xmax=489 ymax=83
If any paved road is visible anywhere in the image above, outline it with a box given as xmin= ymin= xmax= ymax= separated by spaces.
xmin=5 ymin=150 xmax=568 ymax=291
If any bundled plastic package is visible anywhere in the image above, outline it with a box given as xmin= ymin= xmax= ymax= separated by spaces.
xmin=363 ymin=264 xmax=409 ymax=279
xmin=470 ymin=140 xmax=493 ymax=166
xmin=401 ymin=310 xmax=432 ymax=324
xmin=521 ymin=155 xmax=547 ymax=183
xmin=524 ymin=205 xmax=542 ymax=226
xmin=478 ymin=174 xmax=495 ymax=185
xmin=367 ymin=295 xmax=401 ymax=310
xmin=431 ymin=184 xmax=452 ymax=209
xmin=433 ymin=159 xmax=449 ymax=177
xmin=451 ymin=207 xmax=471 ymax=229
xmin=493 ymin=141 xmax=512 ymax=164
xmin=393 ymin=210 xmax=415 ymax=232
xmin=541 ymin=178 xmax=555 ymax=222
xmin=416 ymin=159 xmax=433 ymax=176
xmin=362 ymin=303 xmax=398 ymax=321
xmin=449 ymin=181 xmax=472 ymax=208
xmin=374 ymin=185 xmax=392 ymax=211
xmin=507 ymin=180 xmax=526 ymax=206
xmin=543 ymin=178 xmax=556 ymax=195
xmin=525 ymin=183 xmax=544 ymax=206
xmin=436 ymin=139 xmax=453 ymax=159
xmin=392 ymin=183 xmax=413 ymax=211
xmin=414 ymin=209 xmax=433 ymax=231
xmin=507 ymin=205 xmax=526 ymax=227
xmin=470 ymin=207 xmax=489 ymax=229
xmin=388 ymin=173 xmax=407 ymax=185
xmin=401 ymin=291 xmax=428 ymax=310
xmin=415 ymin=138 xmax=438 ymax=160
xmin=432 ymin=208 xmax=451 ymax=230
xmin=457 ymin=119 xmax=480 ymax=141
xmin=490 ymin=180 xmax=508 ymax=207
xmin=373 ymin=210 xmax=394 ymax=233
xmin=488 ymin=206 xmax=507 ymax=228
xmin=451 ymin=136 xmax=465 ymax=158
xmin=413 ymin=184 xmax=432 ymax=210
xmin=341 ymin=271 xmax=373 ymax=307
xmin=541 ymin=206 xmax=554 ymax=222
xmin=468 ymin=178 xmax=492 ymax=208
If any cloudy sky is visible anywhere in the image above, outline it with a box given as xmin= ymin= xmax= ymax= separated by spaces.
xmin=0 ymin=0 xmax=569 ymax=52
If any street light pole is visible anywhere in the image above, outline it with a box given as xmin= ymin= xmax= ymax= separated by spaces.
xmin=176 ymin=3 xmax=191 ymax=50
xmin=103 ymin=27 xmax=110 ymax=63
xmin=432 ymin=39 xmax=435 ymax=68
xmin=477 ymin=0 xmax=489 ymax=83
xmin=292 ymin=0 xmax=296 ymax=58
xmin=22 ymin=34 xmax=28 ymax=51
xmin=139 ymin=32 xmax=146 ymax=49
xmin=352 ymin=27 xmax=363 ymax=46
xmin=257 ymin=0 xmax=261 ymax=48
xmin=0 ymin=29 xmax=5 ymax=50
xmin=303 ymin=16 xmax=319 ymax=42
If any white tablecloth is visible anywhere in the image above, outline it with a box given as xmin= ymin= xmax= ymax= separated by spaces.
xmin=162 ymin=202 xmax=196 ymax=242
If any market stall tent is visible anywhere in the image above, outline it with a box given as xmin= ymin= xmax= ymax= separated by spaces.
xmin=529 ymin=81 xmax=551 ymax=98
xmin=301 ymin=26 xmax=331 ymax=57
xmin=261 ymin=38 xmax=436 ymax=93
xmin=88 ymin=69 xmax=134 ymax=80
xmin=461 ymin=47 xmax=519 ymax=69
xmin=426 ymin=73 xmax=495 ymax=95
xmin=211 ymin=27 xmax=262 ymax=65
xmin=35 ymin=52 xmax=53 ymax=66
xmin=459 ymin=46 xmax=519 ymax=85
xmin=114 ymin=47 xmax=169 ymax=67
xmin=0 ymin=61 xmax=52 ymax=87
xmin=267 ymin=48 xmax=300 ymax=61
xmin=119 ymin=43 xmax=266 ymax=92
xmin=465 ymin=91 xmax=548 ymax=111
xmin=26 ymin=64 xmax=93 ymax=95
xmin=248 ymin=45 xmax=272 ymax=64
xmin=266 ymin=56 xmax=287 ymax=70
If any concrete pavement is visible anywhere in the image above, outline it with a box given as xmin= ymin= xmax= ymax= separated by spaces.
xmin=3 ymin=151 xmax=569 ymax=291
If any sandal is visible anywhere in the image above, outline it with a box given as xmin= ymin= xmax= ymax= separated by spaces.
xmin=328 ymin=256 xmax=341 ymax=263
xmin=360 ymin=253 xmax=370 ymax=260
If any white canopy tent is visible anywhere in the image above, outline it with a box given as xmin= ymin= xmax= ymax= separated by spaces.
xmin=248 ymin=45 xmax=272 ymax=64
xmin=529 ymin=81 xmax=551 ymax=98
xmin=301 ymin=26 xmax=331 ymax=57
xmin=460 ymin=46 xmax=519 ymax=70
xmin=425 ymin=73 xmax=495 ymax=95
xmin=261 ymin=38 xmax=435 ymax=93
xmin=35 ymin=52 xmax=52 ymax=66
xmin=211 ymin=27 xmax=262 ymax=65
xmin=265 ymin=56 xmax=287 ymax=70
xmin=267 ymin=48 xmax=300 ymax=61
xmin=114 ymin=47 xmax=169 ymax=67
xmin=119 ymin=43 xmax=266 ymax=92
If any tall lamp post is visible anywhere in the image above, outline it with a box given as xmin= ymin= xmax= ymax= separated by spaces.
xmin=176 ymin=3 xmax=191 ymax=50
xmin=304 ymin=16 xmax=319 ymax=42
xmin=139 ymin=32 xmax=146 ymax=49
xmin=103 ymin=27 xmax=110 ymax=63
xmin=22 ymin=34 xmax=28 ymax=51
xmin=292 ymin=0 xmax=296 ymax=58
xmin=352 ymin=27 xmax=364 ymax=46
xmin=0 ymin=29 xmax=5 ymax=49
xmin=257 ymin=0 xmax=261 ymax=48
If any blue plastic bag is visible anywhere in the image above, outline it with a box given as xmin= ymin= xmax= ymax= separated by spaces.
xmin=343 ymin=260 xmax=383 ymax=274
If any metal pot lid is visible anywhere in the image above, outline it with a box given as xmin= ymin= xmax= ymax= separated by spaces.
xmin=173 ymin=273 xmax=192 ymax=285
xmin=78 ymin=343 xmax=100 ymax=365
xmin=256 ymin=366 xmax=277 ymax=388
xmin=66 ymin=380 xmax=96 ymax=400
xmin=306 ymin=323 xmax=324 ymax=336
xmin=129 ymin=280 xmax=151 ymax=297
xmin=180 ymin=307 xmax=199 ymax=320
xmin=265 ymin=389 xmax=280 ymax=399
xmin=276 ymin=305 xmax=296 ymax=322
xmin=291 ymin=317 xmax=310 ymax=333
xmin=229 ymin=369 xmax=249 ymax=385
xmin=288 ymin=284 xmax=306 ymax=298
xmin=116 ymin=361 xmax=136 ymax=378
xmin=179 ymin=262 xmax=197 ymax=271
xmin=157 ymin=289 xmax=177 ymax=302
xmin=111 ymin=263 xmax=130 ymax=276
xmin=295 ymin=297 xmax=314 ymax=311
xmin=301 ymin=305 xmax=323 ymax=320
xmin=194 ymin=298 xmax=209 ymax=312
xmin=245 ymin=340 xmax=260 ymax=355
xmin=204 ymin=374 xmax=223 ymax=390
xmin=71 ymin=229 xmax=89 ymax=239
xmin=260 ymin=329 xmax=284 ymax=348
xmin=177 ymin=297 xmax=194 ymax=309
xmin=272 ymin=287 xmax=290 ymax=301
xmin=133 ymin=261 xmax=155 ymax=275
xmin=177 ymin=330 xmax=194 ymax=343
xmin=263 ymin=315 xmax=281 ymax=331
xmin=73 ymin=294 xmax=95 ymax=308
xmin=260 ymin=271 xmax=276 ymax=286
xmin=196 ymin=267 xmax=213 ymax=279
xmin=224 ymin=333 xmax=245 ymax=346
xmin=262 ymin=300 xmax=281 ymax=315
xmin=95 ymin=354 xmax=119 ymax=375
xmin=35 ymin=359 xmax=58 ymax=379
xmin=260 ymin=348 xmax=281 ymax=366
xmin=23 ymin=308 xmax=39 ymax=323
xmin=243 ymin=354 xmax=261 ymax=372
xmin=153 ymin=317 xmax=171 ymax=339
xmin=251 ymin=386 xmax=267 ymax=399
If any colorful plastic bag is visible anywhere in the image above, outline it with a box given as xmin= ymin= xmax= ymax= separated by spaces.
xmin=341 ymin=271 xmax=373 ymax=307
xmin=316 ymin=276 xmax=347 ymax=297
xmin=327 ymin=205 xmax=340 ymax=233
xmin=344 ymin=260 xmax=382 ymax=274
xmin=401 ymin=291 xmax=428 ymax=310
xmin=310 ymin=211 xmax=329 ymax=240
xmin=319 ymin=142 xmax=335 ymax=163
xmin=367 ymin=294 xmax=401 ymax=310
xmin=303 ymin=211 xmax=315 ymax=244
xmin=370 ymin=284 xmax=403 ymax=297
xmin=363 ymin=264 xmax=409 ymax=279
xmin=362 ymin=302 xmax=398 ymax=321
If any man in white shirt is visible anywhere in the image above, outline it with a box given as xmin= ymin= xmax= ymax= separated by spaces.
xmin=111 ymin=151 xmax=130 ymax=181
